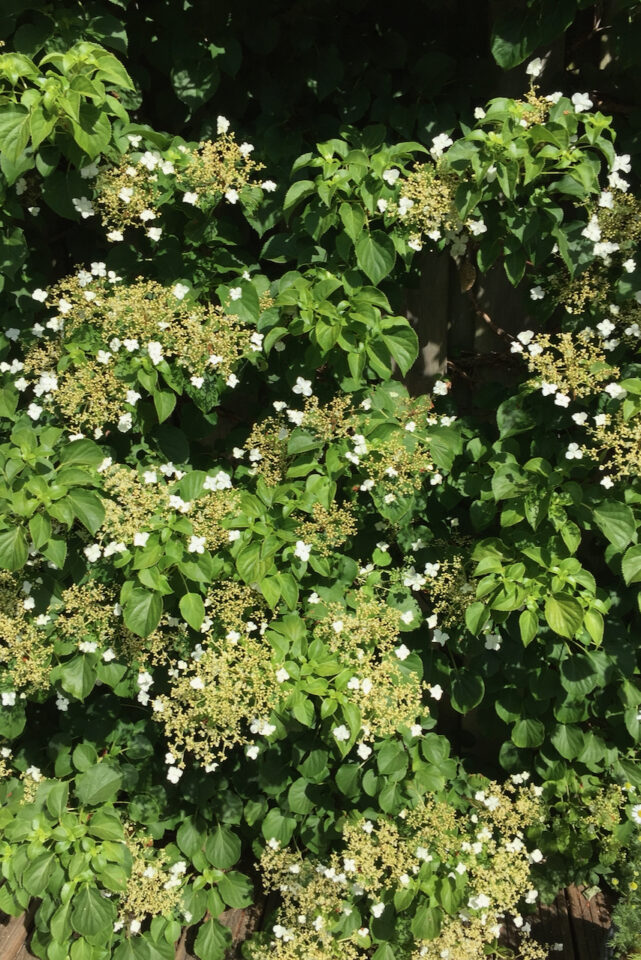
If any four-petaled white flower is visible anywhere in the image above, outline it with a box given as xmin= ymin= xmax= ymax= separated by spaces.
xmin=572 ymin=91 xmax=593 ymax=113
xmin=333 ymin=724 xmax=350 ymax=742
xmin=188 ymin=535 xmax=206 ymax=554
xmin=172 ymin=283 xmax=189 ymax=300
xmin=293 ymin=376 xmax=312 ymax=396
xmin=294 ymin=540 xmax=311 ymax=562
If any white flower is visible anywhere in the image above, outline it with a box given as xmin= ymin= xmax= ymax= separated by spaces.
xmin=78 ymin=641 xmax=98 ymax=653
xmin=276 ymin=668 xmax=290 ymax=683
xmin=172 ymin=283 xmax=189 ymax=300
xmin=432 ymin=379 xmax=449 ymax=396
xmin=292 ymin=376 xmax=312 ymax=396
xmin=294 ymin=540 xmax=311 ymax=562
xmin=183 ymin=192 xmax=199 ymax=205
xmin=217 ymin=115 xmax=230 ymax=134
xmin=565 ymin=442 xmax=583 ymax=460
xmin=572 ymin=92 xmax=593 ymax=112
xmin=261 ymin=180 xmax=277 ymax=192
xmin=27 ymin=403 xmax=43 ymax=421
xmin=246 ymin=745 xmax=259 ymax=760
xmin=107 ymin=229 xmax=124 ymax=242
xmin=474 ymin=106 xmax=486 ymax=119
xmin=610 ymin=154 xmax=631 ymax=178
xmin=597 ymin=318 xmax=616 ymax=337
xmin=526 ymin=57 xmax=543 ymax=78
xmin=408 ymin=238 xmax=423 ymax=252
xmin=394 ymin=644 xmax=410 ymax=661
xmin=357 ymin=742 xmax=372 ymax=760
xmin=148 ymin=226 xmax=164 ymax=242
xmin=554 ymin=393 xmax=570 ymax=408
xmin=400 ymin=610 xmax=414 ymax=625
xmin=103 ymin=648 xmax=116 ymax=662
xmin=432 ymin=628 xmax=449 ymax=646
xmin=581 ymin=216 xmax=601 ymax=243
xmin=226 ymin=373 xmax=239 ymax=388
xmin=623 ymin=259 xmax=637 ymax=273
xmin=430 ymin=133 xmax=453 ymax=159
xmin=117 ymin=413 xmax=133 ymax=432
xmin=229 ymin=286 xmax=242 ymax=301
xmin=529 ymin=848 xmax=543 ymax=863
xmin=398 ymin=196 xmax=414 ymax=216
xmin=167 ymin=766 xmax=183 ymax=784
xmin=429 ymin=684 xmax=443 ymax=700
xmin=1 ymin=691 xmax=16 ymax=706
xmin=525 ymin=889 xmax=538 ymax=904
xmin=468 ymin=219 xmax=487 ymax=236
xmin=600 ymin=476 xmax=615 ymax=489
xmin=147 ymin=341 xmax=164 ymax=365
xmin=203 ymin=470 xmax=232 ymax=491
xmin=84 ymin=544 xmax=102 ymax=562
xmin=72 ymin=197 xmax=95 ymax=218
xmin=468 ymin=893 xmax=491 ymax=910
xmin=333 ymin=725 xmax=350 ymax=742
xmin=56 ymin=694 xmax=70 ymax=711
xmin=571 ymin=412 xmax=588 ymax=425
xmin=630 ymin=804 xmax=641 ymax=825
xmin=530 ymin=285 xmax=545 ymax=300
xmin=484 ymin=633 xmax=501 ymax=651
xmin=25 ymin=765 xmax=42 ymax=781
xmin=187 ymin=535 xmax=206 ymax=554
xmin=605 ymin=382 xmax=627 ymax=399
xmin=239 ymin=142 xmax=254 ymax=157
xmin=225 ymin=189 xmax=239 ymax=204
xmin=32 ymin=288 xmax=48 ymax=302
xmin=371 ymin=903 xmax=385 ymax=918
xmin=377 ymin=198 xmax=389 ymax=213
xmin=541 ymin=381 xmax=558 ymax=396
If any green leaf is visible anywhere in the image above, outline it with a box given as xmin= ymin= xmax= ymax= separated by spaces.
xmin=287 ymin=777 xmax=315 ymax=814
xmin=193 ymin=918 xmax=230 ymax=960
xmin=177 ymin=817 xmax=205 ymax=859
xmin=67 ymin=489 xmax=105 ymax=535
xmin=29 ymin=513 xmax=51 ymax=549
xmin=261 ymin=808 xmax=296 ymax=846
xmin=23 ymin=852 xmax=55 ymax=896
xmin=593 ymin=501 xmax=637 ymax=552
xmin=217 ymin=871 xmax=253 ymax=909
xmin=154 ymin=390 xmax=177 ymax=424
xmin=0 ymin=105 xmax=31 ymax=163
xmin=511 ymin=718 xmax=545 ymax=748
xmin=69 ymin=104 xmax=111 ymax=159
xmin=355 ymin=230 xmax=396 ymax=284
xmin=622 ymin=544 xmax=641 ymax=585
xmin=71 ymin=885 xmax=116 ymax=939
xmin=60 ymin=655 xmax=97 ymax=700
xmin=584 ymin=608 xmax=603 ymax=646
xmin=544 ymin=593 xmax=583 ymax=639
xmin=0 ymin=526 xmax=28 ymax=571
xmin=519 ymin=609 xmax=538 ymax=646
xmin=179 ymin=592 xmax=205 ymax=631
xmin=550 ymin=724 xmax=585 ymax=760
xmin=60 ymin=439 xmax=106 ymax=467
xmin=123 ymin=587 xmax=162 ymax=637
xmin=205 ymin=825 xmax=241 ymax=870
xmin=380 ymin=323 xmax=418 ymax=376
xmin=496 ymin=395 xmax=535 ymax=438
xmin=283 ymin=179 xmax=314 ymax=215
xmin=46 ymin=781 xmax=69 ymax=819
xmin=450 ymin=671 xmax=484 ymax=714
xmin=75 ymin=764 xmax=122 ymax=805
xmin=411 ymin=905 xmax=441 ymax=940
xmin=339 ymin=201 xmax=366 ymax=242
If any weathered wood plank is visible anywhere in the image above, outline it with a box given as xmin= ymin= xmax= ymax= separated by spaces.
xmin=0 ymin=905 xmax=36 ymax=960
xmin=566 ymin=885 xmax=611 ymax=960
